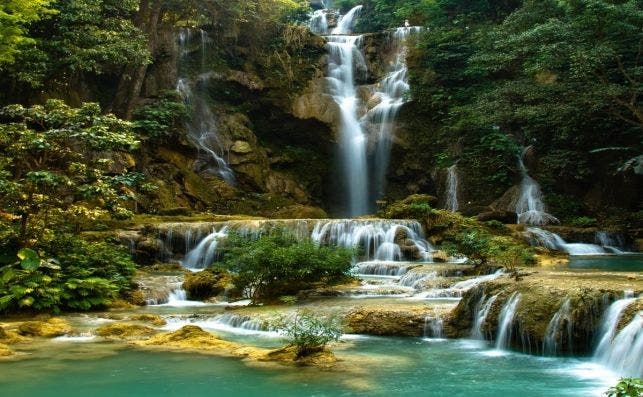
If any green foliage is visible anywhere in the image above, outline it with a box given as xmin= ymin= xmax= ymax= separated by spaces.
xmin=605 ymin=378 xmax=643 ymax=397
xmin=4 ymin=0 xmax=148 ymax=88
xmin=275 ymin=309 xmax=343 ymax=357
xmin=133 ymin=92 xmax=188 ymax=141
xmin=0 ymin=0 xmax=54 ymax=65
xmin=0 ymin=236 xmax=135 ymax=313
xmin=379 ymin=194 xmax=435 ymax=219
xmin=218 ymin=231 xmax=353 ymax=302
xmin=569 ymin=216 xmax=598 ymax=228
xmin=0 ymin=100 xmax=142 ymax=242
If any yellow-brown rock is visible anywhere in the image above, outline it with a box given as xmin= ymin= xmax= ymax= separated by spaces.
xmin=0 ymin=327 xmax=28 ymax=344
xmin=0 ymin=343 xmax=14 ymax=357
xmin=129 ymin=314 xmax=167 ymax=326
xmin=17 ymin=318 xmax=72 ymax=338
xmin=95 ymin=323 xmax=157 ymax=339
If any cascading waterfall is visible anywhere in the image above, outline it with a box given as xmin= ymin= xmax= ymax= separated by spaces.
xmin=418 ymin=270 xmax=503 ymax=298
xmin=355 ymin=261 xmax=412 ymax=277
xmin=594 ymin=291 xmax=642 ymax=376
xmin=176 ymin=28 xmax=235 ymax=185
xmin=399 ymin=271 xmax=437 ymax=289
xmin=444 ymin=164 xmax=459 ymax=212
xmin=495 ymin=292 xmax=522 ymax=350
xmin=182 ymin=226 xmax=229 ymax=269
xmin=331 ymin=5 xmax=362 ymax=35
xmin=524 ymin=227 xmax=612 ymax=255
xmin=471 ymin=294 xmax=498 ymax=340
xmin=326 ymin=31 xmax=369 ymax=216
xmin=515 ymin=147 xmax=558 ymax=226
xmin=366 ymin=26 xmax=421 ymax=200
xmin=543 ymin=298 xmax=573 ymax=355
xmin=424 ymin=314 xmax=445 ymax=338
xmin=595 ymin=231 xmax=628 ymax=254
xmin=309 ymin=9 xmax=329 ymax=34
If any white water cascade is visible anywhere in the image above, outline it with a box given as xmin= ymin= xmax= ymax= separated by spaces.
xmin=444 ymin=164 xmax=459 ymax=212
xmin=524 ymin=227 xmax=608 ymax=255
xmin=366 ymin=26 xmax=421 ymax=199
xmin=182 ymin=226 xmax=229 ymax=269
xmin=471 ymin=294 xmax=498 ymax=340
xmin=309 ymin=9 xmax=329 ymax=34
xmin=176 ymin=29 xmax=235 ymax=185
xmin=495 ymin=292 xmax=522 ymax=350
xmin=543 ymin=298 xmax=573 ymax=355
xmin=594 ymin=292 xmax=642 ymax=377
xmin=331 ymin=5 xmax=362 ymax=35
xmin=515 ymin=147 xmax=558 ymax=226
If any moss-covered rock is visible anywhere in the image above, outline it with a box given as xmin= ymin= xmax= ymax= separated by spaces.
xmin=95 ymin=323 xmax=158 ymax=339
xmin=378 ymin=194 xmax=437 ymax=220
xmin=129 ymin=314 xmax=167 ymax=326
xmin=0 ymin=327 xmax=28 ymax=344
xmin=344 ymin=307 xmax=430 ymax=337
xmin=262 ymin=345 xmax=337 ymax=368
xmin=0 ymin=343 xmax=14 ymax=357
xmin=17 ymin=318 xmax=72 ymax=338
xmin=182 ymin=270 xmax=230 ymax=300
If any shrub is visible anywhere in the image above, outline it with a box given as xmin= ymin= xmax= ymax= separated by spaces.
xmin=218 ymin=231 xmax=353 ymax=302
xmin=275 ymin=309 xmax=343 ymax=357
xmin=569 ymin=216 xmax=598 ymax=228
xmin=605 ymin=378 xmax=643 ymax=397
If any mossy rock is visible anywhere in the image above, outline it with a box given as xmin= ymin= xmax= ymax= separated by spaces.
xmin=95 ymin=323 xmax=157 ymax=339
xmin=262 ymin=345 xmax=337 ymax=368
xmin=0 ymin=327 xmax=28 ymax=344
xmin=129 ymin=314 xmax=167 ymax=326
xmin=17 ymin=318 xmax=72 ymax=338
xmin=0 ymin=343 xmax=14 ymax=357
xmin=379 ymin=194 xmax=437 ymax=220
xmin=182 ymin=270 xmax=230 ymax=300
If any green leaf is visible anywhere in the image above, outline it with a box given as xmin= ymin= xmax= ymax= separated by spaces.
xmin=17 ymin=248 xmax=40 ymax=271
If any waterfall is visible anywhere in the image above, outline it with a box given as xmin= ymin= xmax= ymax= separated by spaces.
xmin=326 ymin=33 xmax=369 ymax=216
xmin=444 ymin=164 xmax=459 ymax=212
xmin=543 ymin=298 xmax=573 ymax=355
xmin=515 ymin=147 xmax=558 ymax=225
xmin=309 ymin=9 xmax=329 ymax=34
xmin=331 ymin=5 xmax=362 ymax=35
xmin=399 ymin=271 xmax=437 ymax=289
xmin=595 ymin=231 xmax=628 ymax=254
xmin=355 ymin=261 xmax=412 ymax=277
xmin=471 ymin=294 xmax=498 ymax=340
xmin=311 ymin=219 xmax=433 ymax=261
xmin=367 ymin=26 xmax=421 ymax=200
xmin=594 ymin=292 xmax=642 ymax=376
xmin=182 ymin=226 xmax=229 ymax=269
xmin=524 ymin=227 xmax=609 ymax=255
xmin=424 ymin=314 xmax=444 ymax=338
xmin=495 ymin=292 xmax=522 ymax=350
xmin=176 ymin=28 xmax=235 ymax=185
xmin=418 ymin=270 xmax=503 ymax=298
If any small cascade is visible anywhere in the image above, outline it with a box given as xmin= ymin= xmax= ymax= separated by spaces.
xmin=524 ymin=227 xmax=609 ymax=255
xmin=331 ymin=5 xmax=362 ymax=35
xmin=399 ymin=271 xmax=437 ymax=289
xmin=419 ymin=270 xmax=503 ymax=298
xmin=157 ymin=285 xmax=207 ymax=307
xmin=444 ymin=164 xmax=459 ymax=212
xmin=424 ymin=314 xmax=444 ymax=339
xmin=215 ymin=313 xmax=265 ymax=332
xmin=471 ymin=294 xmax=498 ymax=340
xmin=176 ymin=28 xmax=234 ymax=185
xmin=543 ymin=298 xmax=573 ymax=355
xmin=595 ymin=231 xmax=628 ymax=254
xmin=355 ymin=261 xmax=412 ymax=277
xmin=182 ymin=226 xmax=229 ymax=269
xmin=495 ymin=292 xmax=522 ymax=350
xmin=311 ymin=219 xmax=433 ymax=261
xmin=594 ymin=292 xmax=641 ymax=376
xmin=515 ymin=147 xmax=558 ymax=226
xmin=309 ymin=9 xmax=329 ymax=34
xmin=366 ymin=26 xmax=421 ymax=200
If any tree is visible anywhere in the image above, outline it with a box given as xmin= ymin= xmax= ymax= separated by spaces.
xmin=0 ymin=0 xmax=53 ymax=66
xmin=275 ymin=309 xmax=343 ymax=357
xmin=0 ymin=100 xmax=140 ymax=244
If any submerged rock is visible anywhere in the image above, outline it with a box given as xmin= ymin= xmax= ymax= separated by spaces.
xmin=95 ymin=323 xmax=158 ymax=339
xmin=17 ymin=318 xmax=72 ymax=338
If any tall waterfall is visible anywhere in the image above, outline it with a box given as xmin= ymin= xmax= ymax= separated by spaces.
xmin=367 ymin=26 xmax=421 ymax=200
xmin=515 ymin=147 xmax=557 ymax=225
xmin=444 ymin=164 xmax=459 ymax=212
xmin=325 ymin=7 xmax=369 ymax=216
xmin=176 ymin=28 xmax=235 ymax=185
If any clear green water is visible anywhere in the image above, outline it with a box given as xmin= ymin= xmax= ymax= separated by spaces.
xmin=0 ymin=337 xmax=615 ymax=397
xmin=568 ymin=254 xmax=643 ymax=271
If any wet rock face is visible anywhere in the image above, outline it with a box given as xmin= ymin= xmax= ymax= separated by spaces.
xmin=344 ymin=307 xmax=429 ymax=336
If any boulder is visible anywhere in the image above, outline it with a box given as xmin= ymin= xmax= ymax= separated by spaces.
xmin=432 ymin=250 xmax=449 ymax=263
xmin=17 ymin=318 xmax=72 ymax=338
xmin=0 ymin=327 xmax=28 ymax=344
xmin=182 ymin=271 xmax=229 ymax=300
xmin=344 ymin=307 xmax=428 ymax=336
xmin=95 ymin=323 xmax=157 ymax=339
xmin=231 ymin=141 xmax=253 ymax=154
xmin=0 ymin=343 xmax=13 ymax=357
